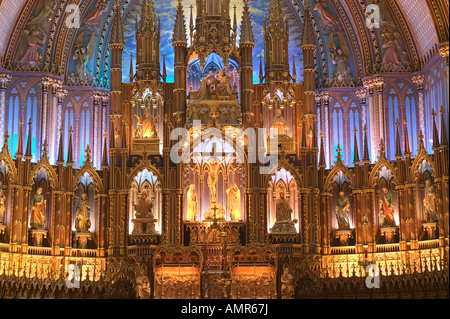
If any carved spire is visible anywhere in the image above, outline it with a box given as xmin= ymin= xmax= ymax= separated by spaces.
xmin=173 ymin=0 xmax=187 ymax=44
xmin=2 ymin=130 xmax=9 ymax=153
xmin=378 ymin=138 xmax=386 ymax=159
xmin=102 ymin=131 xmax=109 ymax=168
xmin=41 ymin=139 xmax=49 ymax=160
xmin=363 ymin=125 xmax=370 ymax=163
xmin=15 ymin=118 xmax=24 ymax=157
xmin=319 ymin=131 xmax=326 ymax=166
xmin=292 ymin=54 xmax=297 ymax=83
xmin=83 ymin=144 xmax=92 ymax=165
xmin=240 ymin=0 xmax=254 ymax=45
xmin=404 ymin=119 xmax=411 ymax=157
xmin=395 ymin=119 xmax=402 ymax=158
xmin=129 ymin=52 xmax=134 ymax=82
xmin=110 ymin=118 xmax=116 ymax=149
xmin=335 ymin=144 xmax=343 ymax=163
xmin=259 ymin=55 xmax=264 ymax=84
xmin=440 ymin=106 xmax=448 ymax=146
xmin=162 ymin=52 xmax=167 ymax=82
xmin=301 ymin=120 xmax=307 ymax=148
xmin=301 ymin=0 xmax=316 ymax=47
xmin=25 ymin=118 xmax=33 ymax=159
xmin=140 ymin=0 xmax=156 ymax=33
xmin=57 ymin=127 xmax=65 ymax=164
xmin=418 ymin=130 xmax=425 ymax=151
xmin=353 ymin=126 xmax=360 ymax=164
xmin=110 ymin=0 xmax=124 ymax=46
xmin=432 ymin=109 xmax=440 ymax=149
xmin=67 ymin=126 xmax=73 ymax=164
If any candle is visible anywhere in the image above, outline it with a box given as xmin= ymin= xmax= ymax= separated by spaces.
xmin=237 ymin=262 xmax=240 ymax=281
xmin=178 ymin=263 xmax=181 ymax=276
xmin=253 ymin=263 xmax=256 ymax=276
xmin=162 ymin=263 xmax=164 ymax=282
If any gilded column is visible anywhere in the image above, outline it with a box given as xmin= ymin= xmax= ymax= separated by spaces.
xmin=0 ymin=73 xmax=12 ymax=146
xmin=412 ymin=75 xmax=425 ymax=138
xmin=374 ymin=77 xmax=385 ymax=152
xmin=41 ymin=78 xmax=51 ymax=150
xmin=363 ymin=79 xmax=376 ymax=162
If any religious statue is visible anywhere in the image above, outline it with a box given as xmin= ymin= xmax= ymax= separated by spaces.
xmin=84 ymin=0 xmax=109 ymax=25
xmin=328 ymin=32 xmax=350 ymax=80
xmin=186 ymin=184 xmax=198 ymax=221
xmin=134 ymin=189 xmax=153 ymax=219
xmin=30 ymin=187 xmax=46 ymax=229
xmin=280 ymin=267 xmax=294 ymax=299
xmin=190 ymin=71 xmax=214 ymax=101
xmin=18 ymin=28 xmax=47 ymax=67
xmin=335 ymin=191 xmax=350 ymax=230
xmin=314 ymin=0 xmax=339 ymax=26
xmin=135 ymin=108 xmax=158 ymax=138
xmin=271 ymin=109 xmax=289 ymax=136
xmin=379 ymin=187 xmax=396 ymax=227
xmin=381 ymin=29 xmax=406 ymax=68
xmin=207 ymin=166 xmax=218 ymax=203
xmin=271 ymin=191 xmax=297 ymax=233
xmin=75 ymin=193 xmax=91 ymax=233
xmin=214 ymin=69 xmax=233 ymax=99
xmin=226 ymin=184 xmax=241 ymax=221
xmin=423 ymin=179 xmax=438 ymax=222
xmin=203 ymin=162 xmax=225 ymax=220
xmin=0 ymin=182 xmax=5 ymax=224
xmin=135 ymin=265 xmax=151 ymax=299
xmin=73 ymin=33 xmax=96 ymax=81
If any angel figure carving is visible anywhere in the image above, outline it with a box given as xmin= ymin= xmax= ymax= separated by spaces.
xmin=328 ymin=32 xmax=350 ymax=80
xmin=314 ymin=0 xmax=339 ymax=26
xmin=73 ymin=33 xmax=96 ymax=81
xmin=381 ymin=28 xmax=406 ymax=68
xmin=18 ymin=28 xmax=47 ymax=67
xmin=84 ymin=0 xmax=109 ymax=25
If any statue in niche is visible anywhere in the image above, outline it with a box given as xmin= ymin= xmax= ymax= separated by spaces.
xmin=328 ymin=32 xmax=350 ymax=80
xmin=30 ymin=187 xmax=46 ymax=229
xmin=135 ymin=265 xmax=151 ymax=299
xmin=75 ymin=193 xmax=91 ymax=233
xmin=335 ymin=191 xmax=350 ymax=230
xmin=314 ymin=0 xmax=339 ymax=26
xmin=379 ymin=187 xmax=396 ymax=227
xmin=73 ymin=33 xmax=96 ymax=82
xmin=226 ymin=184 xmax=241 ymax=221
xmin=191 ymin=71 xmax=214 ymax=101
xmin=84 ymin=0 xmax=109 ymax=25
xmin=186 ymin=184 xmax=198 ymax=221
xmin=135 ymin=108 xmax=158 ymax=138
xmin=423 ymin=179 xmax=438 ymax=222
xmin=134 ymin=189 xmax=153 ymax=219
xmin=381 ymin=28 xmax=406 ymax=68
xmin=18 ymin=28 xmax=47 ymax=67
xmin=214 ymin=69 xmax=233 ymax=99
xmin=271 ymin=191 xmax=297 ymax=233
xmin=271 ymin=109 xmax=289 ymax=136
xmin=203 ymin=163 xmax=225 ymax=221
xmin=281 ymin=267 xmax=294 ymax=299
xmin=0 ymin=183 xmax=5 ymax=224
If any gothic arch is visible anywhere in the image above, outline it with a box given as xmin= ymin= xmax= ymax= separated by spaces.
xmin=126 ymin=158 xmax=163 ymax=188
xmin=369 ymin=158 xmax=397 ymax=187
xmin=30 ymin=159 xmax=58 ymax=188
xmin=0 ymin=151 xmax=18 ymax=182
xmin=264 ymin=157 xmax=303 ymax=190
xmin=73 ymin=164 xmax=104 ymax=194
xmin=409 ymin=151 xmax=436 ymax=183
xmin=324 ymin=161 xmax=354 ymax=193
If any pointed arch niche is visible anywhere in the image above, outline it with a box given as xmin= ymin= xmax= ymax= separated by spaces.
xmin=267 ymin=168 xmax=300 ymax=234
xmin=128 ymin=168 xmax=162 ymax=238
xmin=73 ymin=172 xmax=97 ymax=248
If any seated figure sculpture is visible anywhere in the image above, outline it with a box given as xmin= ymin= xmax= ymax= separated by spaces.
xmin=271 ymin=191 xmax=297 ymax=233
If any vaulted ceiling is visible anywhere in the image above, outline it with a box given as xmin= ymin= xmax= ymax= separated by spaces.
xmin=0 ymin=0 xmax=448 ymax=87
